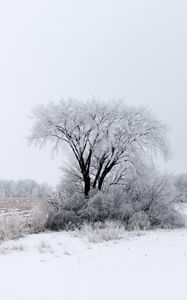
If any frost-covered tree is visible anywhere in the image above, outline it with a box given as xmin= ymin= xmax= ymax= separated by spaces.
xmin=29 ymin=99 xmax=169 ymax=197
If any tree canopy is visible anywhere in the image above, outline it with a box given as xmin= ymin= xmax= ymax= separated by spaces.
xmin=29 ymin=99 xmax=169 ymax=196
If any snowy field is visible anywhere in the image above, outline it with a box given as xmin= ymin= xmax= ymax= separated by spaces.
xmin=1 ymin=225 xmax=187 ymax=300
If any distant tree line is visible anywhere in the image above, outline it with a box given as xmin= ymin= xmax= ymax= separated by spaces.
xmin=0 ymin=180 xmax=53 ymax=198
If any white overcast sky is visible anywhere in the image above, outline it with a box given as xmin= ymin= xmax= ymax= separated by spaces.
xmin=0 ymin=0 xmax=186 ymax=185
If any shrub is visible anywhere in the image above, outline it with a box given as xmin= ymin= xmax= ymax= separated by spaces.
xmin=29 ymin=204 xmax=52 ymax=233
xmin=47 ymin=172 xmax=186 ymax=232
xmin=81 ymin=188 xmax=128 ymax=222
xmin=128 ymin=211 xmax=151 ymax=230
xmin=105 ymin=187 xmax=128 ymax=220
xmin=50 ymin=209 xmax=81 ymax=230
xmin=81 ymin=193 xmax=109 ymax=222
xmin=62 ymin=192 xmax=86 ymax=212
xmin=79 ymin=221 xmax=125 ymax=243
xmin=149 ymin=203 xmax=185 ymax=228
xmin=0 ymin=211 xmax=26 ymax=241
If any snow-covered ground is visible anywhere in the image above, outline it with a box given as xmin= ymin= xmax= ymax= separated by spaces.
xmin=1 ymin=226 xmax=187 ymax=300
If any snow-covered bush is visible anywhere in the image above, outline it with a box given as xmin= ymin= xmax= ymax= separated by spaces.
xmin=29 ymin=204 xmax=53 ymax=233
xmin=79 ymin=221 xmax=125 ymax=243
xmin=49 ymin=189 xmax=128 ymax=229
xmin=128 ymin=211 xmax=151 ymax=230
xmin=46 ymin=192 xmax=86 ymax=230
xmin=81 ymin=192 xmax=109 ymax=222
xmin=63 ymin=192 xmax=86 ymax=212
xmin=50 ymin=209 xmax=81 ymax=230
xmin=149 ymin=203 xmax=185 ymax=228
xmin=174 ymin=174 xmax=187 ymax=203
xmin=81 ymin=188 xmax=130 ymax=222
xmin=0 ymin=211 xmax=26 ymax=240
xmin=48 ymin=172 xmax=185 ymax=232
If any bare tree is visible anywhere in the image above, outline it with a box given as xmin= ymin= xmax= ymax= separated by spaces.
xmin=29 ymin=98 xmax=169 ymax=197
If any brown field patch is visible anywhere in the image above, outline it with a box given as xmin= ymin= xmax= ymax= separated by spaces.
xmin=0 ymin=198 xmax=48 ymax=220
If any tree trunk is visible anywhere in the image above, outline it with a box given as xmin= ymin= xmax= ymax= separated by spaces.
xmin=84 ymin=175 xmax=91 ymax=197
xmin=98 ymin=173 xmax=106 ymax=191
xmin=98 ymin=161 xmax=116 ymax=190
